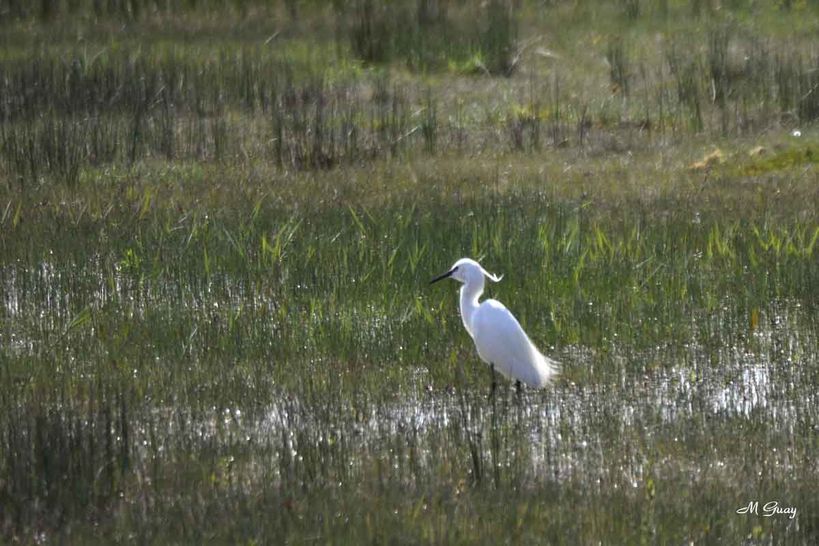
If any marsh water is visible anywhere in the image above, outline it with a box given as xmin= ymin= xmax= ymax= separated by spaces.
xmin=2 ymin=245 xmax=816 ymax=542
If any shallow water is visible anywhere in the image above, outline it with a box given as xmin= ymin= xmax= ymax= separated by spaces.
xmin=1 ymin=247 xmax=817 ymax=543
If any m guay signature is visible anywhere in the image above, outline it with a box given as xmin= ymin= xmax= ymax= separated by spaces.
xmin=736 ymin=501 xmax=797 ymax=519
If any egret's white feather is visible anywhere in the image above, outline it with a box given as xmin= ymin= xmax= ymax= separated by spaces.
xmin=471 ymin=300 xmax=558 ymax=388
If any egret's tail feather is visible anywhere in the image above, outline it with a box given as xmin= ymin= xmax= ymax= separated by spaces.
xmin=533 ymin=350 xmax=560 ymax=388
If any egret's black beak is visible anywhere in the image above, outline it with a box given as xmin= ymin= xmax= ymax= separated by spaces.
xmin=429 ymin=269 xmax=454 ymax=285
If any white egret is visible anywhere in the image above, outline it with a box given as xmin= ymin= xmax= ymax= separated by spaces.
xmin=431 ymin=258 xmax=559 ymax=391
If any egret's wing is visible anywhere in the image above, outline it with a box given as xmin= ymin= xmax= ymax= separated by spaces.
xmin=471 ymin=300 xmax=559 ymax=388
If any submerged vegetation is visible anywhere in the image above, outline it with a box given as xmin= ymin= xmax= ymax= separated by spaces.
xmin=1 ymin=1 xmax=818 ymax=544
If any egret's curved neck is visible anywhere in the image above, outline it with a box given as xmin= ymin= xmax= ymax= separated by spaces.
xmin=459 ymin=277 xmax=484 ymax=337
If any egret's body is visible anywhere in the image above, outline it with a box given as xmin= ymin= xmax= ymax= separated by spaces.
xmin=431 ymin=258 xmax=558 ymax=389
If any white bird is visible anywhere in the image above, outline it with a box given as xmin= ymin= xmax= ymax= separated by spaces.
xmin=430 ymin=258 xmax=559 ymax=390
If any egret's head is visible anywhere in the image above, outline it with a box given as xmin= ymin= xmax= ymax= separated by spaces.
xmin=430 ymin=258 xmax=503 ymax=286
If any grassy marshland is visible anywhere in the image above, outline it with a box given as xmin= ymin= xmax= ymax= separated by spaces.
xmin=1 ymin=1 xmax=818 ymax=543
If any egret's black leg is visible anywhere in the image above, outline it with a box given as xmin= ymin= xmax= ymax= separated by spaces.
xmin=515 ymin=380 xmax=522 ymax=395
xmin=490 ymin=364 xmax=498 ymax=398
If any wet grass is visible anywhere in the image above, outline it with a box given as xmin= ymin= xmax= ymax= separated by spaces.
xmin=1 ymin=1 xmax=819 ymax=544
